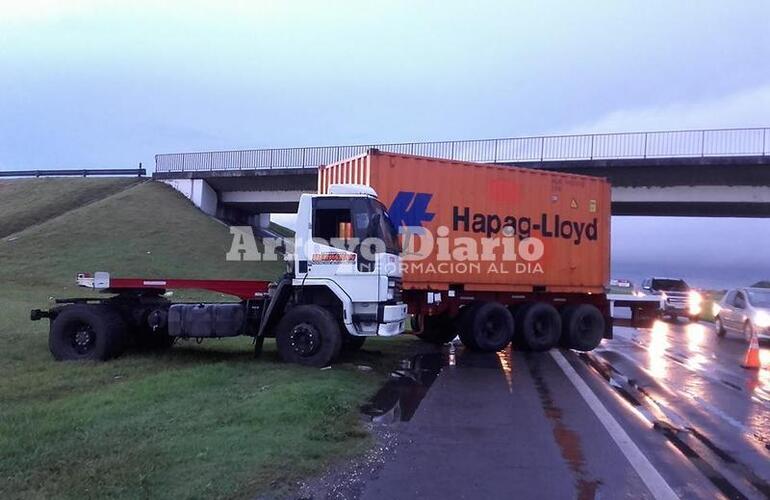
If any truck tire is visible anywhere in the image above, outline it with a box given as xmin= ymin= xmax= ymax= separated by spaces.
xmin=462 ymin=302 xmax=514 ymax=352
xmin=49 ymin=304 xmax=127 ymax=361
xmin=276 ymin=305 xmax=342 ymax=367
xmin=561 ymin=304 xmax=604 ymax=351
xmin=458 ymin=304 xmax=480 ymax=349
xmin=417 ymin=314 xmax=457 ymax=345
xmin=518 ymin=302 xmax=562 ymax=351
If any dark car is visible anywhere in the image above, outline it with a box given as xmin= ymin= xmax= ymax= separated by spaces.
xmin=640 ymin=277 xmax=701 ymax=322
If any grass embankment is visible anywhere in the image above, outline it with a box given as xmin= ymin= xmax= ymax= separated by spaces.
xmin=0 ymin=180 xmax=416 ymax=499
xmin=0 ymin=178 xmax=141 ymax=238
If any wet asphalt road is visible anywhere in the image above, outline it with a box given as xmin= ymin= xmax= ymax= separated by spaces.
xmin=353 ymin=319 xmax=770 ymax=500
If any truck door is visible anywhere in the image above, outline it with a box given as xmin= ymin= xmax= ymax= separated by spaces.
xmin=304 ymin=197 xmax=380 ymax=303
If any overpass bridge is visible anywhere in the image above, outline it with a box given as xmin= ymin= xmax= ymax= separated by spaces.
xmin=153 ymin=127 xmax=770 ymax=225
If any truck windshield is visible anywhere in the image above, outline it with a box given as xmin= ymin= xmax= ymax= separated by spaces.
xmin=353 ymin=198 xmax=400 ymax=255
xmin=651 ymin=279 xmax=689 ymax=291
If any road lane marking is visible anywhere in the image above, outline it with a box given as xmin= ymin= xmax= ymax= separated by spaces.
xmin=550 ymin=350 xmax=680 ymax=500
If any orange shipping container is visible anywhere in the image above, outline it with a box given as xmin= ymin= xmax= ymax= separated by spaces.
xmin=319 ymin=151 xmax=611 ymax=295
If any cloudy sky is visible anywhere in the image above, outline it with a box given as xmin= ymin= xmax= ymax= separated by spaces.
xmin=1 ymin=1 xmax=769 ymax=287
xmin=1 ymin=0 xmax=769 ymax=169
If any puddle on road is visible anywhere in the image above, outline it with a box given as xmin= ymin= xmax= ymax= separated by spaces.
xmin=526 ymin=354 xmax=601 ymax=500
xmin=360 ymin=343 xmax=507 ymax=422
xmin=360 ymin=350 xmax=445 ymax=422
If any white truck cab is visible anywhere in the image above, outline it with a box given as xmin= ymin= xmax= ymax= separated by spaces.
xmin=293 ymin=184 xmax=407 ymax=338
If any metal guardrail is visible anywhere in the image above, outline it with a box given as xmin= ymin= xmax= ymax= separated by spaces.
xmin=0 ymin=167 xmax=146 ymax=178
xmin=155 ymin=127 xmax=770 ymax=172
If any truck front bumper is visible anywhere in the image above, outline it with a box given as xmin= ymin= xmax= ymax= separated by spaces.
xmin=378 ymin=303 xmax=407 ymax=336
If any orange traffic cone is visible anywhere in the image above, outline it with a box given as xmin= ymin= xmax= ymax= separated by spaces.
xmin=741 ymin=328 xmax=761 ymax=370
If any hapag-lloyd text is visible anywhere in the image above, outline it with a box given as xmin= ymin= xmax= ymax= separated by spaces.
xmin=453 ymin=206 xmax=598 ymax=245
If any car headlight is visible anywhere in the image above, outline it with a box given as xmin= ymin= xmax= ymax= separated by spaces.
xmin=712 ymin=303 xmax=721 ymax=318
xmin=754 ymin=310 xmax=770 ymax=328
xmin=688 ymin=291 xmax=702 ymax=315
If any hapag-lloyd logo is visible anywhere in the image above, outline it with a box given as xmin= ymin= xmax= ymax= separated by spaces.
xmin=389 ymin=191 xmax=546 ymax=275
xmin=388 ymin=191 xmax=435 ymax=228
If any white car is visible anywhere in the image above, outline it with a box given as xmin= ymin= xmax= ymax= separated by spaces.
xmin=714 ymin=288 xmax=770 ymax=342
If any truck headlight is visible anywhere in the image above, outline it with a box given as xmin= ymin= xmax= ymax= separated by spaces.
xmin=754 ymin=310 xmax=770 ymax=328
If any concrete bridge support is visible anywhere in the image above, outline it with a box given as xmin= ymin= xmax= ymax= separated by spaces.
xmin=159 ymin=172 xmax=310 ymax=233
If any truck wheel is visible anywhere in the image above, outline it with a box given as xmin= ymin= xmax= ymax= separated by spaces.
xmin=518 ymin=302 xmax=562 ymax=351
xmin=562 ymin=304 xmax=604 ymax=351
xmin=417 ymin=314 xmax=457 ymax=345
xmin=715 ymin=316 xmax=726 ymax=337
xmin=49 ymin=304 xmax=127 ymax=361
xmin=458 ymin=304 xmax=480 ymax=349
xmin=276 ymin=305 xmax=342 ymax=367
xmin=342 ymin=333 xmax=366 ymax=352
xmin=463 ymin=302 xmax=514 ymax=352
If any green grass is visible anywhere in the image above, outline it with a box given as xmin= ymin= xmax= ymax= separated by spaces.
xmin=0 ymin=178 xmax=141 ymax=238
xmin=0 ymin=180 xmax=418 ymax=499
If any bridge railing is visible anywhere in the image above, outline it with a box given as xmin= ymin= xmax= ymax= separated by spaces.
xmin=0 ymin=167 xmax=146 ymax=178
xmin=155 ymin=127 xmax=770 ymax=172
